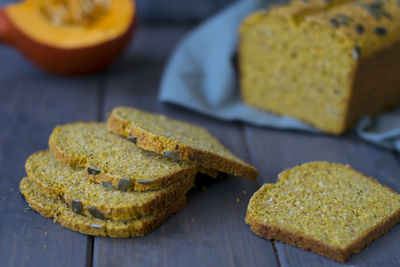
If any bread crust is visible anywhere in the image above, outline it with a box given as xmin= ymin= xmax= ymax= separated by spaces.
xmin=344 ymin=41 xmax=400 ymax=131
xmin=26 ymin=150 xmax=194 ymax=220
xmin=48 ymin=122 xmax=198 ymax=191
xmin=107 ymin=109 xmax=258 ymax=181
xmin=20 ymin=177 xmax=186 ymax=238
xmin=245 ymin=208 xmax=400 ymax=262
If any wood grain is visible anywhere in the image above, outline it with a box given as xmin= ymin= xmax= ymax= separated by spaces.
xmin=0 ymin=45 xmax=102 ymax=267
xmin=135 ymin=0 xmax=234 ymax=22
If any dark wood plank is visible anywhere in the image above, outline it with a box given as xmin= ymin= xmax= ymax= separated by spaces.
xmin=244 ymin=127 xmax=400 ymax=266
xmin=0 ymin=0 xmax=17 ymax=8
xmin=92 ymin=25 xmax=278 ymax=267
xmin=0 ymin=45 xmax=103 ymax=267
xmin=135 ymin=0 xmax=234 ymax=23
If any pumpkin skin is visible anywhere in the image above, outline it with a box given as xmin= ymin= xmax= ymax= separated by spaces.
xmin=0 ymin=0 xmax=136 ymax=75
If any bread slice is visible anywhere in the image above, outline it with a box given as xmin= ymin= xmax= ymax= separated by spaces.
xmin=48 ymin=122 xmax=197 ymax=191
xmin=107 ymin=107 xmax=258 ymax=180
xmin=26 ymin=150 xmax=194 ymax=220
xmin=198 ymin=166 xmax=221 ymax=179
xmin=245 ymin=162 xmax=400 ymax=262
xmin=19 ymin=177 xmax=185 ymax=238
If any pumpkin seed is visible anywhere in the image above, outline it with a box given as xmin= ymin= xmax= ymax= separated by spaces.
xmin=377 ymin=10 xmax=391 ymax=20
xmin=355 ymin=24 xmax=365 ymax=34
xmin=330 ymin=14 xmax=352 ymax=28
xmin=71 ymin=199 xmax=83 ymax=214
xmin=136 ymin=179 xmax=155 ymax=185
xmin=87 ymin=206 xmax=105 ymax=220
xmin=329 ymin=18 xmax=339 ymax=27
xmin=352 ymin=46 xmax=361 ymax=59
xmin=127 ymin=136 xmax=137 ymax=144
xmin=335 ymin=14 xmax=351 ymax=25
xmin=374 ymin=27 xmax=387 ymax=35
xmin=90 ymin=224 xmax=102 ymax=229
xmin=102 ymin=181 xmax=115 ymax=189
xmin=87 ymin=167 xmax=101 ymax=175
xmin=163 ymin=151 xmax=180 ymax=161
xmin=370 ymin=1 xmax=383 ymax=8
xmin=117 ymin=177 xmax=131 ymax=191
xmin=354 ymin=2 xmax=391 ymax=20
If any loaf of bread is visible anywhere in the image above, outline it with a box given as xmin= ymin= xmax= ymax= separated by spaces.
xmin=245 ymin=161 xmax=400 ymax=262
xmin=239 ymin=0 xmax=400 ymax=134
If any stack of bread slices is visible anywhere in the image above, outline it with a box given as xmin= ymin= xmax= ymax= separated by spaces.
xmin=19 ymin=106 xmax=258 ymax=237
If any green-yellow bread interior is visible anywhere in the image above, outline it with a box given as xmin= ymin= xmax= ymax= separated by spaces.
xmin=26 ymin=150 xmax=194 ymax=220
xmin=49 ymin=122 xmax=197 ymax=191
xmin=239 ymin=0 xmax=400 ymax=134
xmin=246 ymin=161 xmax=400 ymax=262
xmin=107 ymin=106 xmax=258 ymax=180
xmin=19 ymin=177 xmax=186 ymax=238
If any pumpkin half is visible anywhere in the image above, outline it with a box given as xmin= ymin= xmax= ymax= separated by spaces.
xmin=0 ymin=0 xmax=136 ymax=74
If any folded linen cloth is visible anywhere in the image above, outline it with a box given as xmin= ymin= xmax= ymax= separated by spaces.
xmin=159 ymin=0 xmax=400 ymax=151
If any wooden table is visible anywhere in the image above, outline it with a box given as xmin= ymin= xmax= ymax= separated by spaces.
xmin=1 ymin=24 xmax=399 ymax=267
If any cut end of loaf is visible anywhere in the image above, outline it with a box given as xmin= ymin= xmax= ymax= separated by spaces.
xmin=239 ymin=13 xmax=356 ymax=134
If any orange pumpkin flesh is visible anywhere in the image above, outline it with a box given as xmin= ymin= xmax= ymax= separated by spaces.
xmin=0 ymin=0 xmax=136 ymax=75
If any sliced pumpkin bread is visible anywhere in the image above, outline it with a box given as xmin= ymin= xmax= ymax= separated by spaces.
xmin=107 ymin=106 xmax=258 ymax=180
xmin=246 ymin=162 xmax=400 ymax=262
xmin=26 ymin=150 xmax=194 ymax=220
xmin=49 ymin=122 xmax=197 ymax=191
xmin=20 ymin=177 xmax=185 ymax=238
